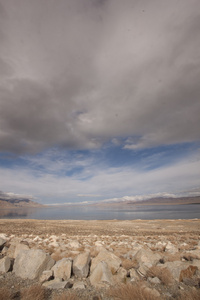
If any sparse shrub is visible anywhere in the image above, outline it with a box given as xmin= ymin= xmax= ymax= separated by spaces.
xmin=0 ymin=287 xmax=11 ymax=300
xmin=108 ymin=283 xmax=161 ymax=300
xmin=177 ymin=288 xmax=200 ymax=300
xmin=52 ymin=292 xmax=78 ymax=300
xmin=147 ymin=266 xmax=173 ymax=285
xmin=164 ymin=252 xmax=181 ymax=262
xmin=20 ymin=284 xmax=48 ymax=300
xmin=179 ymin=265 xmax=197 ymax=282
xmin=121 ymin=258 xmax=138 ymax=270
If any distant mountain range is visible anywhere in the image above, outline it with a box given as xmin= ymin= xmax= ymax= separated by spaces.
xmin=95 ymin=196 xmax=200 ymax=206
xmin=0 ymin=197 xmax=43 ymax=208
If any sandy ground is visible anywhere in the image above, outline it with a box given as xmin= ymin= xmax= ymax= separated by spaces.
xmin=0 ymin=219 xmax=200 ymax=237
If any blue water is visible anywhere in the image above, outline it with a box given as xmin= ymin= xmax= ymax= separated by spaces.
xmin=0 ymin=204 xmax=200 ymax=220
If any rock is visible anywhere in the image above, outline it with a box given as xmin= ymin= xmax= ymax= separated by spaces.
xmin=114 ymin=267 xmax=127 ymax=283
xmin=73 ymin=252 xmax=90 ymax=279
xmin=155 ymin=241 xmax=166 ymax=251
xmin=0 ymin=257 xmax=12 ymax=273
xmin=52 ymin=258 xmax=72 ymax=280
xmin=73 ymin=281 xmax=86 ymax=289
xmin=6 ymin=237 xmax=22 ymax=258
xmin=1 ymin=247 xmax=8 ymax=255
xmin=157 ymin=261 xmax=190 ymax=282
xmin=68 ymin=240 xmax=81 ymax=249
xmin=122 ymin=250 xmax=138 ymax=260
xmin=192 ymin=259 xmax=200 ymax=269
xmin=141 ymin=285 xmax=160 ymax=298
xmin=43 ymin=279 xmax=72 ymax=289
xmin=0 ymin=234 xmax=8 ymax=240
xmin=165 ymin=242 xmax=178 ymax=254
xmin=91 ymin=248 xmax=121 ymax=274
xmin=129 ymin=268 xmax=140 ymax=281
xmin=90 ymin=261 xmax=115 ymax=288
xmin=137 ymin=264 xmax=151 ymax=277
xmin=185 ymin=249 xmax=200 ymax=260
xmin=14 ymin=243 xmax=29 ymax=258
xmin=134 ymin=248 xmax=161 ymax=266
xmin=39 ymin=270 xmax=53 ymax=283
xmin=13 ymin=249 xmax=55 ymax=280
xmin=0 ymin=238 xmax=6 ymax=250
xmin=148 ymin=277 xmax=161 ymax=284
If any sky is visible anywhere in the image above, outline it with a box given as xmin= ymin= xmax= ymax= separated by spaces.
xmin=0 ymin=0 xmax=200 ymax=205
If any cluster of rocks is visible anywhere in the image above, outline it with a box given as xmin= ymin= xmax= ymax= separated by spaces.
xmin=0 ymin=233 xmax=200 ymax=298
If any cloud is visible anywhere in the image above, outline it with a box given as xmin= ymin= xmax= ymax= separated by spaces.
xmin=0 ymin=147 xmax=200 ymax=204
xmin=0 ymin=190 xmax=34 ymax=201
xmin=77 ymin=194 xmax=102 ymax=197
xmin=0 ymin=0 xmax=199 ymax=153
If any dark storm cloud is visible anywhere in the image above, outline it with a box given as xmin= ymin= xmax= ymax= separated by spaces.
xmin=0 ymin=0 xmax=200 ymax=153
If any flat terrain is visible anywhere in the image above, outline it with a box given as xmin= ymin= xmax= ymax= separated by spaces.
xmin=0 ymin=219 xmax=200 ymax=237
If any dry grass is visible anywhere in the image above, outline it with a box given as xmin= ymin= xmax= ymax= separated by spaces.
xmin=108 ymin=283 xmax=161 ymax=300
xmin=52 ymin=292 xmax=78 ymax=300
xmin=164 ymin=252 xmax=181 ymax=262
xmin=20 ymin=284 xmax=47 ymax=300
xmin=177 ymin=288 xmax=200 ymax=300
xmin=51 ymin=251 xmax=64 ymax=261
xmin=121 ymin=258 xmax=139 ymax=270
xmin=147 ymin=266 xmax=173 ymax=285
xmin=0 ymin=287 xmax=11 ymax=300
xmin=179 ymin=265 xmax=197 ymax=282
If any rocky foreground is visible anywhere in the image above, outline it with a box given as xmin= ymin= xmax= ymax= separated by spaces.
xmin=0 ymin=219 xmax=200 ymax=299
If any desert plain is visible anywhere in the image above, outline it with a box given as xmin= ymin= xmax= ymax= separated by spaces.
xmin=0 ymin=218 xmax=200 ymax=300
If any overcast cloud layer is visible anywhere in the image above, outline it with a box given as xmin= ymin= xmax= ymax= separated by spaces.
xmin=0 ymin=0 xmax=200 ymax=203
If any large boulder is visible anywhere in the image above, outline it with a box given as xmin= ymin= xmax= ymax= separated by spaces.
xmin=73 ymin=251 xmax=90 ymax=279
xmin=52 ymin=258 xmax=72 ymax=280
xmin=90 ymin=261 xmax=114 ymax=287
xmin=134 ymin=248 xmax=161 ymax=266
xmin=14 ymin=243 xmax=29 ymax=258
xmin=134 ymin=248 xmax=162 ymax=277
xmin=0 ymin=257 xmax=12 ymax=273
xmin=91 ymin=248 xmax=121 ymax=274
xmin=13 ymin=249 xmax=55 ymax=280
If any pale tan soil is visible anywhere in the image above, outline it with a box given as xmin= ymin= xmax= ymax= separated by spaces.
xmin=0 ymin=219 xmax=200 ymax=237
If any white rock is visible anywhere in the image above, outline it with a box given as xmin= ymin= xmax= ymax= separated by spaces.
xmin=14 ymin=243 xmax=29 ymax=258
xmin=13 ymin=249 xmax=55 ymax=280
xmin=39 ymin=270 xmax=53 ymax=283
xmin=148 ymin=277 xmax=161 ymax=284
xmin=114 ymin=267 xmax=127 ymax=283
xmin=52 ymin=258 xmax=72 ymax=280
xmin=91 ymin=248 xmax=121 ymax=274
xmin=0 ymin=257 xmax=12 ymax=273
xmin=134 ymin=248 xmax=161 ymax=266
xmin=73 ymin=281 xmax=86 ymax=289
xmin=68 ymin=240 xmax=81 ymax=249
xmin=165 ymin=242 xmax=178 ymax=254
xmin=43 ymin=279 xmax=71 ymax=289
xmin=90 ymin=261 xmax=114 ymax=287
xmin=73 ymin=252 xmax=90 ymax=279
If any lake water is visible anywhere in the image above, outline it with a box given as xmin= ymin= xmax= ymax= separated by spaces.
xmin=0 ymin=204 xmax=200 ymax=220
